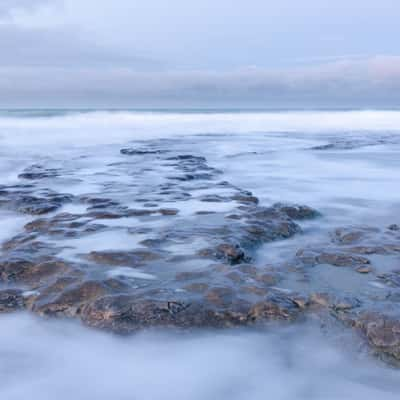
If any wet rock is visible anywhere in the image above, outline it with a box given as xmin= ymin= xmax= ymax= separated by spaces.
xmin=353 ymin=313 xmax=400 ymax=361
xmin=309 ymin=137 xmax=395 ymax=151
xmin=317 ymin=252 xmax=370 ymax=267
xmin=85 ymin=210 xmax=126 ymax=219
xmin=175 ymin=271 xmax=210 ymax=281
xmin=120 ymin=148 xmax=165 ymax=155
xmin=226 ymin=271 xmax=244 ymax=283
xmin=168 ymin=173 xmax=214 ymax=181
xmin=24 ymin=214 xmax=106 ymax=238
xmin=126 ymin=209 xmax=157 ymax=217
xmin=183 ymin=283 xmax=209 ymax=293
xmin=81 ymin=295 xmax=248 ymax=333
xmin=158 ymin=208 xmax=179 ymax=216
xmin=348 ymin=246 xmax=388 ymax=255
xmin=333 ymin=228 xmax=365 ymax=245
xmin=291 ymin=296 xmax=308 ymax=309
xmin=297 ymin=249 xmax=371 ymax=267
xmin=356 ymin=266 xmax=373 ymax=274
xmin=166 ymin=155 xmax=207 ymax=163
xmin=332 ymin=297 xmax=361 ymax=312
xmin=139 ymin=238 xmax=165 ymax=248
xmin=196 ymin=211 xmax=217 ymax=215
xmin=255 ymin=273 xmax=278 ymax=286
xmin=309 ymin=293 xmax=331 ymax=308
xmin=231 ymin=195 xmax=259 ymax=204
xmin=16 ymin=193 xmax=72 ymax=215
xmin=2 ymin=233 xmax=38 ymax=251
xmin=216 ymin=243 xmax=247 ymax=264
xmin=236 ymin=264 xmax=258 ymax=277
xmin=240 ymin=286 xmax=269 ymax=297
xmin=33 ymin=280 xmax=111 ymax=317
xmin=206 ymin=287 xmax=235 ymax=306
xmin=83 ymin=198 xmax=121 ymax=210
xmin=18 ymin=164 xmax=59 ymax=180
xmin=273 ymin=203 xmax=320 ymax=220
xmin=332 ymin=226 xmax=380 ymax=245
xmin=0 ymin=258 xmax=73 ymax=285
xmin=388 ymin=224 xmax=400 ymax=231
xmin=377 ymin=270 xmax=400 ymax=287
xmin=246 ymin=207 xmax=301 ymax=240
xmin=0 ymin=289 xmax=24 ymax=313
xmin=248 ymin=295 xmax=300 ymax=321
xmin=85 ymin=250 xmax=161 ymax=266
xmin=225 ymin=214 xmax=242 ymax=220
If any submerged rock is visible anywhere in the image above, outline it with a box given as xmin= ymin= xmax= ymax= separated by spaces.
xmin=273 ymin=203 xmax=320 ymax=220
xmin=352 ymin=313 xmax=400 ymax=362
xmin=85 ymin=250 xmax=162 ymax=266
xmin=0 ymin=289 xmax=24 ymax=313
xmin=18 ymin=164 xmax=60 ymax=180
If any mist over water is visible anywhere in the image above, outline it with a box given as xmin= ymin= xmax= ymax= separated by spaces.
xmin=1 ymin=110 xmax=400 ymax=399
xmin=1 ymin=314 xmax=400 ymax=400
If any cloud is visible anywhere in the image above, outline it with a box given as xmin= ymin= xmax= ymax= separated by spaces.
xmin=0 ymin=24 xmax=160 ymax=69
xmin=0 ymin=0 xmax=53 ymax=16
xmin=1 ymin=56 xmax=399 ymax=108
xmin=0 ymin=0 xmax=399 ymax=107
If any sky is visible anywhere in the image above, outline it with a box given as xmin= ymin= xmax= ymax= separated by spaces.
xmin=1 ymin=0 xmax=400 ymax=108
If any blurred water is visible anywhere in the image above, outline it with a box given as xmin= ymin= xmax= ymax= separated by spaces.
xmin=0 ymin=110 xmax=400 ymax=399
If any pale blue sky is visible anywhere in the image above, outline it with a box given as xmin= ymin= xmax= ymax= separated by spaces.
xmin=1 ymin=0 xmax=399 ymax=107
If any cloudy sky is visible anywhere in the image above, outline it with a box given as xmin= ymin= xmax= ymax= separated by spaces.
xmin=1 ymin=0 xmax=400 ymax=108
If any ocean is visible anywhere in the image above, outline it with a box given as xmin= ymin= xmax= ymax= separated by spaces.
xmin=1 ymin=109 xmax=400 ymax=399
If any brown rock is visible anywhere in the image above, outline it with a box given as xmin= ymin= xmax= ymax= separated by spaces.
xmin=206 ymin=287 xmax=235 ymax=306
xmin=0 ymin=289 xmax=24 ymax=313
xmin=86 ymin=250 xmax=161 ymax=266
xmin=216 ymin=243 xmax=247 ymax=264
xmin=33 ymin=280 xmax=110 ymax=317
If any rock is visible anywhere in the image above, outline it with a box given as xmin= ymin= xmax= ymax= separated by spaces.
xmin=85 ymin=250 xmax=161 ymax=266
xmin=206 ymin=287 xmax=235 ymax=306
xmin=236 ymin=264 xmax=258 ymax=277
xmin=231 ymin=195 xmax=259 ymax=204
xmin=216 ymin=243 xmax=247 ymax=264
xmin=33 ymin=280 xmax=111 ymax=317
xmin=0 ymin=258 xmax=73 ymax=285
xmin=356 ymin=266 xmax=372 ymax=274
xmin=348 ymin=246 xmax=388 ymax=255
xmin=333 ymin=228 xmax=365 ymax=244
xmin=2 ymin=233 xmax=38 ymax=251
xmin=332 ymin=298 xmax=360 ymax=312
xmin=388 ymin=224 xmax=400 ymax=231
xmin=240 ymin=286 xmax=268 ymax=297
xmin=120 ymin=148 xmax=165 ymax=155
xmin=377 ymin=270 xmax=400 ymax=287
xmin=183 ymin=283 xmax=209 ymax=293
xmin=296 ymin=249 xmax=371 ymax=267
xmin=226 ymin=271 xmax=244 ymax=283
xmin=175 ymin=271 xmax=209 ymax=281
xmin=248 ymin=295 xmax=300 ymax=321
xmin=354 ymin=313 xmax=400 ymax=361
xmin=246 ymin=207 xmax=301 ymax=239
xmin=317 ymin=252 xmax=370 ymax=267
xmin=291 ymin=296 xmax=308 ymax=309
xmin=200 ymin=195 xmax=227 ymax=203
xmin=0 ymin=289 xmax=24 ymax=313
xmin=81 ymin=295 xmax=248 ymax=333
xmin=18 ymin=164 xmax=59 ymax=180
xmin=309 ymin=293 xmax=330 ymax=308
xmin=158 ymin=208 xmax=179 ymax=216
xmin=255 ymin=273 xmax=278 ymax=286
xmin=16 ymin=195 xmax=69 ymax=215
xmin=273 ymin=203 xmax=320 ymax=220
